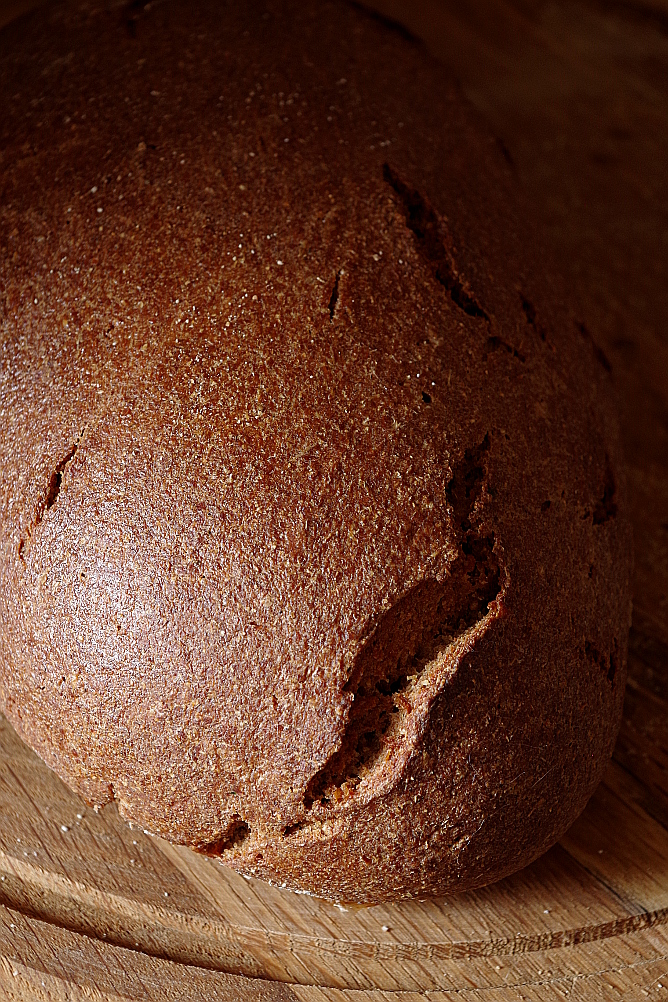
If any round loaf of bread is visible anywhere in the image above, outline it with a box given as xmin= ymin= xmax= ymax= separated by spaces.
xmin=0 ymin=0 xmax=632 ymax=902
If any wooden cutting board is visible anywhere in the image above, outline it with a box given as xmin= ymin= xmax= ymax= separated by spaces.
xmin=1 ymin=1 xmax=667 ymax=998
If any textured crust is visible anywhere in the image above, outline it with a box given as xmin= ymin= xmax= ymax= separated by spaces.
xmin=0 ymin=0 xmax=632 ymax=902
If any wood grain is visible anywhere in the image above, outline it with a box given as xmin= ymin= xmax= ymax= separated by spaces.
xmin=1 ymin=0 xmax=667 ymax=997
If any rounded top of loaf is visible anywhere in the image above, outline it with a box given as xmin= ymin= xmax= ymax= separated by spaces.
xmin=0 ymin=0 xmax=632 ymax=901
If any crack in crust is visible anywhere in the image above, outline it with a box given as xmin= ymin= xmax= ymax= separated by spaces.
xmin=302 ymin=435 xmax=503 ymax=813
xmin=384 ymin=165 xmax=531 ymax=364
xmin=576 ymin=320 xmax=612 ymax=373
xmin=197 ymin=815 xmax=251 ymax=855
xmin=383 ymin=162 xmax=490 ymax=320
xmin=521 ymin=294 xmax=547 ymax=342
xmin=328 ymin=269 xmax=341 ymax=320
xmin=585 ymin=639 xmax=619 ymax=685
xmin=18 ymin=427 xmax=87 ymax=562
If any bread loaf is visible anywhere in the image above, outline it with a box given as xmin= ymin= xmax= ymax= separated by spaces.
xmin=0 ymin=0 xmax=632 ymax=902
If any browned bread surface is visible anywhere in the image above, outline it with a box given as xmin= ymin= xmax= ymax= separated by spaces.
xmin=0 ymin=0 xmax=632 ymax=902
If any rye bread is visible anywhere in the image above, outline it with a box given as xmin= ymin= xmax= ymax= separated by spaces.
xmin=0 ymin=0 xmax=632 ymax=902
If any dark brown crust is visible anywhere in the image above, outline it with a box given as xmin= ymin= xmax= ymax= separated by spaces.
xmin=0 ymin=0 xmax=632 ymax=902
